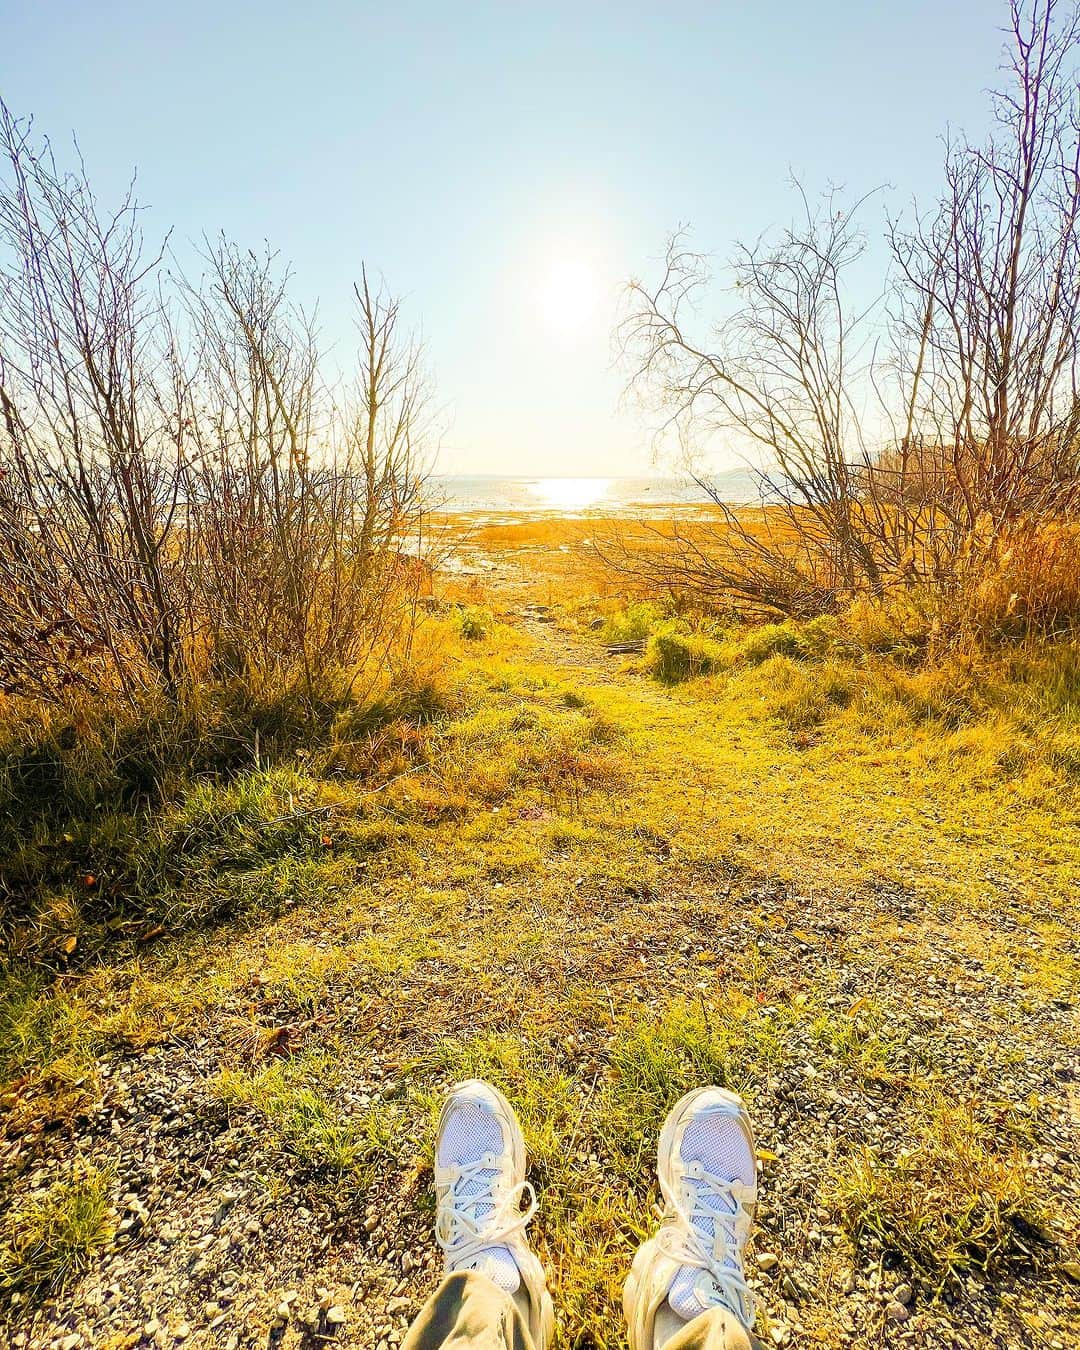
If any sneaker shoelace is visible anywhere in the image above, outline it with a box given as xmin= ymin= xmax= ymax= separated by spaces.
xmin=660 ymin=1160 xmax=756 ymax=1328
xmin=435 ymin=1152 xmax=537 ymax=1283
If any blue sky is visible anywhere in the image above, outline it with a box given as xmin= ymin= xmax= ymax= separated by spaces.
xmin=4 ymin=1 xmax=1005 ymax=475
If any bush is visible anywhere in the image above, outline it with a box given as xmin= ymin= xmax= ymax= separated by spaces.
xmin=647 ymin=632 xmax=721 ymax=684
xmin=456 ymin=605 xmax=491 ymax=641
xmin=732 ymin=621 xmax=806 ymax=665
xmin=0 ymin=107 xmax=430 ymax=713
xmin=601 ymin=602 xmax=664 ymax=644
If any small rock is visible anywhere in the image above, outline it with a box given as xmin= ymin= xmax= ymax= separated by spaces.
xmin=174 ymin=1324 xmax=191 ymax=1342
xmin=756 ymin=1252 xmax=779 ymax=1271
xmin=885 ymin=1301 xmax=910 ymax=1323
xmin=892 ymin=1282 xmax=913 ymax=1305
xmin=326 ymin=1306 xmax=347 ymax=1325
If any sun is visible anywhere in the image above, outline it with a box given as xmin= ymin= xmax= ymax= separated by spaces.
xmin=534 ymin=254 xmax=601 ymax=338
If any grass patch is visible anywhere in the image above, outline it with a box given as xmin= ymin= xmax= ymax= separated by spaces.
xmin=420 ymin=1032 xmax=579 ymax=1181
xmin=0 ymin=1163 xmax=114 ymax=1306
xmin=0 ymin=970 xmax=98 ymax=1121
xmin=808 ymin=998 xmax=902 ymax=1083
xmin=456 ymin=605 xmax=492 ymax=641
xmin=646 ymin=632 xmax=722 ymax=684
xmin=731 ymin=621 xmax=807 ymax=665
xmin=600 ymin=602 xmax=665 ymax=644
xmin=212 ymin=1056 xmax=400 ymax=1184
xmin=599 ymin=997 xmax=783 ymax=1176
xmin=0 ymin=655 xmax=458 ymax=967
xmin=826 ymin=1096 xmax=1045 ymax=1284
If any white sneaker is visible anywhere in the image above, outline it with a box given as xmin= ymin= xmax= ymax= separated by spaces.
xmin=434 ymin=1079 xmax=554 ymax=1348
xmin=624 ymin=1087 xmax=757 ymax=1350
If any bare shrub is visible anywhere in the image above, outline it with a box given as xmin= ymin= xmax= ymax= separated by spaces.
xmin=621 ymin=191 xmax=890 ymax=615
xmin=180 ymin=246 xmax=428 ymax=698
xmin=0 ymin=102 xmax=189 ymax=701
xmin=620 ymin=0 xmax=1080 ymax=633
xmin=0 ymin=102 xmax=430 ymax=716
xmin=888 ymin=0 xmax=1080 ymax=532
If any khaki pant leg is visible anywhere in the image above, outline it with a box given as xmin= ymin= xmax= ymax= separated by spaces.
xmin=660 ymin=1305 xmax=755 ymax=1350
xmin=400 ymin=1271 xmax=535 ymax=1350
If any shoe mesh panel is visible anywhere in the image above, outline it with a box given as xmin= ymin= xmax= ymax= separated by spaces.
xmin=439 ymin=1100 xmax=520 ymax=1293
xmin=668 ymin=1110 xmax=754 ymax=1321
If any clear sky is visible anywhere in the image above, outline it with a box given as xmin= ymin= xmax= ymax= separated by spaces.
xmin=4 ymin=1 xmax=1006 ymax=476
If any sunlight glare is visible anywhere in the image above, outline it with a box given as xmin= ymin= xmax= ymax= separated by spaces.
xmin=530 ymin=477 xmax=611 ymax=511
xmin=534 ymin=254 xmax=601 ymax=338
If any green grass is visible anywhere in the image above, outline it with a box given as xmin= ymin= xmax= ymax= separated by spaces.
xmin=0 ymin=1164 xmax=114 ymax=1304
xmin=600 ymin=602 xmax=665 ymax=644
xmin=826 ymin=1096 xmax=1046 ymax=1285
xmin=212 ymin=1055 xmax=402 ymax=1183
xmin=0 ymin=970 xmax=98 ymax=1123
xmin=421 ymin=1033 xmax=580 ymax=1180
xmin=0 ymin=665 xmax=454 ymax=966
xmin=599 ymin=998 xmax=779 ymax=1175
xmin=646 ymin=631 xmax=723 ymax=683
xmin=456 ymin=604 xmax=493 ymax=641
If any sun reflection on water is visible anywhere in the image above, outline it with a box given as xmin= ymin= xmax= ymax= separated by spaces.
xmin=528 ymin=477 xmax=612 ymax=511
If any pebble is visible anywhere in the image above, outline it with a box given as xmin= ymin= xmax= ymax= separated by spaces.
xmin=327 ymin=1306 xmax=347 ymax=1325
xmin=885 ymin=1301 xmax=911 ymax=1323
xmin=756 ymin=1252 xmax=779 ymax=1271
xmin=892 ymin=1282 xmax=913 ymax=1305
